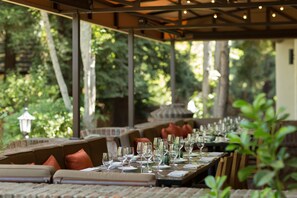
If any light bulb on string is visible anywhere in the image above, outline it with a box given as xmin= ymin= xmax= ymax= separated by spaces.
xmin=187 ymin=0 xmax=191 ymax=3
xmin=213 ymin=13 xmax=217 ymax=19
xmin=272 ymin=13 xmax=276 ymax=18
xmin=280 ymin=6 xmax=284 ymax=11
xmin=243 ymin=14 xmax=247 ymax=20
xmin=258 ymin=6 xmax=262 ymax=9
xmin=183 ymin=10 xmax=188 ymax=14
xmin=211 ymin=0 xmax=215 ymax=3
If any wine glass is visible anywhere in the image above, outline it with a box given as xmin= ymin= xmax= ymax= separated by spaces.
xmin=144 ymin=142 xmax=153 ymax=172
xmin=153 ymin=149 xmax=163 ymax=174
xmin=196 ymin=136 xmax=205 ymax=157
xmin=167 ymin=134 xmax=175 ymax=144
xmin=177 ymin=137 xmax=184 ymax=159
xmin=169 ymin=144 xmax=178 ymax=167
xmin=126 ymin=147 xmax=134 ymax=166
xmin=184 ymin=139 xmax=193 ymax=164
xmin=137 ymin=142 xmax=144 ymax=168
xmin=153 ymin=137 xmax=160 ymax=150
xmin=102 ymin=152 xmax=113 ymax=171
xmin=117 ymin=147 xmax=124 ymax=165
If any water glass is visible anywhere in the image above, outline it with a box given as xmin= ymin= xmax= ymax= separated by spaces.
xmin=102 ymin=152 xmax=113 ymax=170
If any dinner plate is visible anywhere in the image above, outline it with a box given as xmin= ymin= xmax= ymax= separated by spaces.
xmin=118 ymin=166 xmax=137 ymax=171
xmin=111 ymin=162 xmax=122 ymax=167
xmin=184 ymin=152 xmax=199 ymax=157
xmin=174 ymin=158 xmax=187 ymax=163
xmin=152 ymin=165 xmax=171 ymax=169
xmin=136 ymin=160 xmax=154 ymax=164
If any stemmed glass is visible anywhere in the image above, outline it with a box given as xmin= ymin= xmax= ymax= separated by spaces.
xmin=102 ymin=152 xmax=113 ymax=171
xmin=153 ymin=149 xmax=163 ymax=175
xmin=177 ymin=137 xmax=184 ymax=159
xmin=196 ymin=136 xmax=205 ymax=157
xmin=153 ymin=137 xmax=161 ymax=150
xmin=117 ymin=147 xmax=124 ymax=165
xmin=167 ymin=134 xmax=175 ymax=145
xmin=126 ymin=147 xmax=134 ymax=167
xmin=168 ymin=144 xmax=178 ymax=168
xmin=184 ymin=139 xmax=193 ymax=164
xmin=137 ymin=142 xmax=145 ymax=168
xmin=144 ymin=142 xmax=153 ymax=172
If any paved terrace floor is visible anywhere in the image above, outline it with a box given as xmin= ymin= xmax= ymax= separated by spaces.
xmin=0 ymin=182 xmax=297 ymax=198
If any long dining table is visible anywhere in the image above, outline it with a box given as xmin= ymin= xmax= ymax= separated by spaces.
xmin=95 ymin=151 xmax=225 ymax=187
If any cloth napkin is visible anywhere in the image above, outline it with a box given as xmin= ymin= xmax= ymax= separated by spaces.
xmin=167 ymin=170 xmax=189 ymax=177
xmin=183 ymin=164 xmax=200 ymax=169
xmin=80 ymin=166 xmax=106 ymax=172
xmin=207 ymin=152 xmax=224 ymax=157
xmin=199 ymin=157 xmax=216 ymax=163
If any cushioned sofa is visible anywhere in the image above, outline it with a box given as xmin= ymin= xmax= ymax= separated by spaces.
xmin=0 ymin=118 xmax=221 ymax=186
xmin=0 ymin=137 xmax=108 ymax=183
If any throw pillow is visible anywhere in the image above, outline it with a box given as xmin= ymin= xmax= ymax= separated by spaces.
xmin=182 ymin=124 xmax=193 ymax=138
xmin=43 ymin=155 xmax=61 ymax=171
xmin=65 ymin=149 xmax=93 ymax=170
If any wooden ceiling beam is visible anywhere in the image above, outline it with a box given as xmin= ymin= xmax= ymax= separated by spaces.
xmin=119 ymin=21 xmax=297 ymax=30
xmin=270 ymin=7 xmax=297 ymax=22
xmin=61 ymin=1 xmax=297 ymax=14
xmin=186 ymin=29 xmax=297 ymax=40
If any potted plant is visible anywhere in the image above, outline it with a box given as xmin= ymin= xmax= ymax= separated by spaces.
xmin=204 ymin=93 xmax=297 ymax=198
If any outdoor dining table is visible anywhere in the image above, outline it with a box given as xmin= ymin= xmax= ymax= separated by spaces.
xmin=94 ymin=151 xmax=225 ymax=187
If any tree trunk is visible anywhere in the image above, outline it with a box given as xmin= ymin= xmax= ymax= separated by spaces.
xmin=4 ymin=33 xmax=16 ymax=73
xmin=213 ymin=41 xmax=230 ymax=117
xmin=202 ymin=41 xmax=210 ymax=116
xmin=80 ymin=21 xmax=96 ymax=129
xmin=40 ymin=11 xmax=72 ymax=111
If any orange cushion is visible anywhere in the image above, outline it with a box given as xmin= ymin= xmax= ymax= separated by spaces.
xmin=65 ymin=149 xmax=93 ymax=170
xmin=166 ymin=123 xmax=183 ymax=137
xmin=182 ymin=124 xmax=193 ymax=138
xmin=134 ymin=138 xmax=151 ymax=153
xmin=43 ymin=155 xmax=61 ymax=171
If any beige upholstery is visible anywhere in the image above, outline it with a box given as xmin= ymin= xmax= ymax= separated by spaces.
xmin=0 ymin=165 xmax=55 ymax=183
xmin=53 ymin=170 xmax=156 ymax=186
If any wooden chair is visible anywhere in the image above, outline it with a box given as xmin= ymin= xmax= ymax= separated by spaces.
xmin=229 ymin=152 xmax=248 ymax=189
xmin=215 ymin=155 xmax=233 ymax=188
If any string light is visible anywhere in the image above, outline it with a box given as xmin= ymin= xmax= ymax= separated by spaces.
xmin=186 ymin=0 xmax=191 ymax=3
xmin=243 ymin=14 xmax=247 ymax=20
xmin=213 ymin=13 xmax=218 ymax=19
xmin=272 ymin=13 xmax=276 ymax=18
xmin=211 ymin=0 xmax=215 ymax=3
xmin=258 ymin=6 xmax=263 ymax=9
xmin=183 ymin=10 xmax=188 ymax=14
xmin=280 ymin=6 xmax=284 ymax=11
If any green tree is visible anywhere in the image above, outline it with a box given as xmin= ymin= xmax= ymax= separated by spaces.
xmin=230 ymin=40 xmax=275 ymax=103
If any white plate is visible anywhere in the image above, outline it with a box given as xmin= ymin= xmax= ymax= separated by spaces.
xmin=152 ymin=165 xmax=171 ymax=169
xmin=118 ymin=166 xmax=137 ymax=171
xmin=111 ymin=162 xmax=122 ymax=167
xmin=81 ymin=166 xmax=106 ymax=171
xmin=136 ymin=160 xmax=154 ymax=164
xmin=184 ymin=152 xmax=199 ymax=157
xmin=174 ymin=158 xmax=187 ymax=163
xmin=207 ymin=152 xmax=224 ymax=157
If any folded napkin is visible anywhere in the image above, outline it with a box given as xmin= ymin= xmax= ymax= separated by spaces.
xmin=81 ymin=166 xmax=106 ymax=172
xmin=199 ymin=157 xmax=216 ymax=163
xmin=167 ymin=170 xmax=189 ymax=177
xmin=110 ymin=162 xmax=122 ymax=168
xmin=207 ymin=152 xmax=224 ymax=157
xmin=183 ymin=164 xmax=200 ymax=169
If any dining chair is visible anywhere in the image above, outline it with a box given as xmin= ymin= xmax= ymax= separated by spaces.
xmin=229 ymin=152 xmax=248 ymax=189
xmin=215 ymin=155 xmax=233 ymax=188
